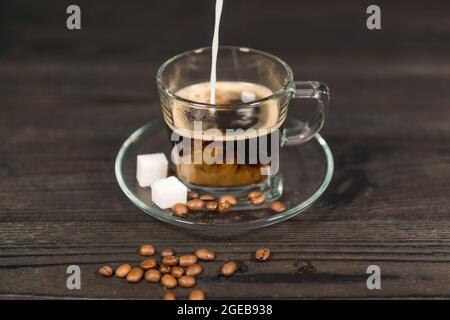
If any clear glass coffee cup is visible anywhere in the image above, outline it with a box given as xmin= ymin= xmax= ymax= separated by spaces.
xmin=156 ymin=46 xmax=329 ymax=206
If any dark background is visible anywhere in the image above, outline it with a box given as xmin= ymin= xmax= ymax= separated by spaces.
xmin=0 ymin=0 xmax=449 ymax=299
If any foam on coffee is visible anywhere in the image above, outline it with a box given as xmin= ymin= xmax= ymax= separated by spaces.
xmin=171 ymin=81 xmax=281 ymax=141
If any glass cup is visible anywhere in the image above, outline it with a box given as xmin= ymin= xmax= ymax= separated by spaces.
xmin=156 ymin=46 xmax=329 ymax=205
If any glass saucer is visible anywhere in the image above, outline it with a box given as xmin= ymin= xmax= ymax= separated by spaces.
xmin=115 ymin=119 xmax=334 ymax=231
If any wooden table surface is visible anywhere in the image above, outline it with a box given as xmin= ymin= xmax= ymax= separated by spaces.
xmin=1 ymin=0 xmax=449 ymax=299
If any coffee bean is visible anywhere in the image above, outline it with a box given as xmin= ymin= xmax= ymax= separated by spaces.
xmin=178 ymin=275 xmax=196 ymax=288
xmin=160 ymin=247 xmax=176 ymax=258
xmin=171 ymin=203 xmax=188 ymax=217
xmin=115 ymin=263 xmax=132 ymax=278
xmin=139 ymin=259 xmax=157 ymax=270
xmin=218 ymin=200 xmax=231 ymax=213
xmin=163 ymin=292 xmax=177 ymax=300
xmin=126 ymin=267 xmax=144 ymax=283
xmin=255 ymin=248 xmax=271 ymax=261
xmin=170 ymin=266 xmax=185 ymax=278
xmin=185 ymin=264 xmax=203 ymax=276
xmin=161 ymin=274 xmax=177 ymax=289
xmin=179 ymin=255 xmax=198 ymax=267
xmin=159 ymin=265 xmax=171 ymax=274
xmin=187 ymin=198 xmax=205 ymax=211
xmin=144 ymin=269 xmax=161 ymax=283
xmin=269 ymin=200 xmax=287 ymax=213
xmin=162 ymin=255 xmax=178 ymax=266
xmin=199 ymin=194 xmax=215 ymax=201
xmin=98 ymin=265 xmax=113 ymax=277
xmin=247 ymin=191 xmax=263 ymax=199
xmin=219 ymin=194 xmax=237 ymax=205
xmin=139 ymin=244 xmax=156 ymax=256
xmin=249 ymin=194 xmax=265 ymax=206
xmin=188 ymin=191 xmax=199 ymax=200
xmin=220 ymin=260 xmax=238 ymax=277
xmin=188 ymin=289 xmax=206 ymax=300
xmin=195 ymin=248 xmax=215 ymax=261
xmin=206 ymin=201 xmax=218 ymax=211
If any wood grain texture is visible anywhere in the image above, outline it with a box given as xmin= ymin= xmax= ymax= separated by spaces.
xmin=0 ymin=0 xmax=449 ymax=299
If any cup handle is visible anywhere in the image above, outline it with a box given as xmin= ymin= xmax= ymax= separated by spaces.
xmin=281 ymin=81 xmax=330 ymax=146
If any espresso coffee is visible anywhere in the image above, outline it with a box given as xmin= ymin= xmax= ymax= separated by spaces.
xmin=165 ymin=81 xmax=282 ymax=187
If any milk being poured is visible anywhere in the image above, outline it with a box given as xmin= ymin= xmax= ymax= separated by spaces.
xmin=209 ymin=0 xmax=223 ymax=104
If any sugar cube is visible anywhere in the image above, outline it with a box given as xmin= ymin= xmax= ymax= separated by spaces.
xmin=151 ymin=176 xmax=187 ymax=209
xmin=136 ymin=153 xmax=168 ymax=187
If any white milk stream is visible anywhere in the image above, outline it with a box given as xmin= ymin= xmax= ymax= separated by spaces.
xmin=209 ymin=0 xmax=223 ymax=104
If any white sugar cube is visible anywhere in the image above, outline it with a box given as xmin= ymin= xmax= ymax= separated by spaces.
xmin=151 ymin=176 xmax=187 ymax=209
xmin=241 ymin=91 xmax=256 ymax=103
xmin=136 ymin=153 xmax=168 ymax=187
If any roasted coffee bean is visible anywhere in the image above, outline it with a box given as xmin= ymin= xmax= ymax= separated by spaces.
xmin=187 ymin=199 xmax=205 ymax=211
xmin=162 ymin=255 xmax=178 ymax=266
xmin=178 ymin=255 xmax=198 ymax=267
xmin=255 ymin=248 xmax=271 ymax=261
xmin=249 ymin=194 xmax=265 ymax=206
xmin=178 ymin=275 xmax=196 ymax=288
xmin=195 ymin=248 xmax=215 ymax=261
xmin=144 ymin=269 xmax=161 ymax=283
xmin=247 ymin=191 xmax=263 ymax=200
xmin=171 ymin=203 xmax=188 ymax=217
xmin=98 ymin=265 xmax=113 ymax=277
xmin=170 ymin=266 xmax=185 ymax=278
xmin=163 ymin=292 xmax=177 ymax=300
xmin=139 ymin=259 xmax=157 ymax=270
xmin=115 ymin=263 xmax=132 ymax=278
xmin=159 ymin=265 xmax=171 ymax=274
xmin=126 ymin=267 xmax=144 ymax=283
xmin=188 ymin=191 xmax=199 ymax=200
xmin=160 ymin=247 xmax=176 ymax=257
xmin=269 ymin=200 xmax=287 ymax=213
xmin=185 ymin=264 xmax=203 ymax=277
xmin=218 ymin=200 xmax=231 ymax=213
xmin=199 ymin=194 xmax=215 ymax=201
xmin=219 ymin=195 xmax=237 ymax=205
xmin=188 ymin=289 xmax=206 ymax=300
xmin=206 ymin=201 xmax=218 ymax=211
xmin=161 ymin=274 xmax=177 ymax=289
xmin=139 ymin=244 xmax=156 ymax=256
xmin=220 ymin=260 xmax=238 ymax=277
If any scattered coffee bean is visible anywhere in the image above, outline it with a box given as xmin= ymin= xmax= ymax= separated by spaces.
xmin=255 ymin=248 xmax=271 ymax=261
xmin=199 ymin=194 xmax=215 ymax=201
xmin=179 ymin=255 xmax=198 ymax=267
xmin=185 ymin=264 xmax=203 ymax=276
xmin=170 ymin=266 xmax=185 ymax=278
xmin=178 ymin=275 xmax=196 ymax=288
xmin=218 ymin=200 xmax=231 ymax=213
xmin=171 ymin=203 xmax=188 ymax=217
xmin=247 ymin=191 xmax=263 ymax=200
xmin=187 ymin=191 xmax=199 ymax=200
xmin=188 ymin=289 xmax=206 ymax=300
xmin=219 ymin=195 xmax=237 ymax=205
xmin=249 ymin=193 xmax=265 ymax=206
xmin=98 ymin=265 xmax=113 ymax=277
xmin=139 ymin=259 xmax=157 ymax=270
xmin=159 ymin=265 xmax=171 ymax=274
xmin=139 ymin=244 xmax=156 ymax=256
xmin=161 ymin=274 xmax=177 ymax=289
xmin=115 ymin=263 xmax=132 ymax=278
xmin=269 ymin=200 xmax=287 ymax=213
xmin=187 ymin=198 xmax=205 ymax=211
xmin=162 ymin=255 xmax=178 ymax=266
xmin=206 ymin=201 xmax=218 ymax=211
xmin=220 ymin=260 xmax=238 ymax=277
xmin=163 ymin=292 xmax=177 ymax=300
xmin=126 ymin=267 xmax=144 ymax=283
xmin=144 ymin=269 xmax=161 ymax=283
xmin=195 ymin=248 xmax=215 ymax=261
xmin=160 ymin=247 xmax=176 ymax=258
